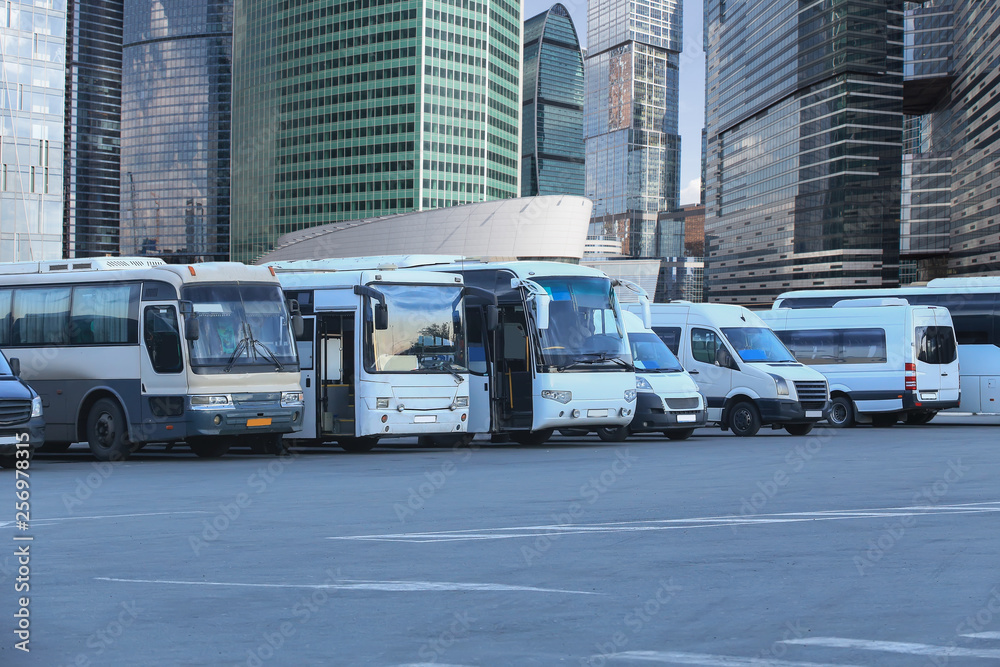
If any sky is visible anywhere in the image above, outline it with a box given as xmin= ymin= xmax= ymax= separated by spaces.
xmin=522 ymin=0 xmax=707 ymax=205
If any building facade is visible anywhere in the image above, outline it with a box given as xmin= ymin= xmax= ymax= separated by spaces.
xmin=119 ymin=0 xmax=232 ymax=262
xmin=230 ymin=0 xmax=521 ymax=263
xmin=521 ymin=4 xmax=584 ymax=197
xmin=1 ymin=0 xmax=66 ymax=261
xmin=583 ymin=0 xmax=681 ymax=258
xmin=64 ymin=0 xmax=124 ymax=258
xmin=902 ymin=0 xmax=1000 ymax=280
xmin=704 ymin=0 xmax=905 ymax=305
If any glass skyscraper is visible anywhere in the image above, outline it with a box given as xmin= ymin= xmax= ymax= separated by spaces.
xmin=584 ymin=0 xmax=681 ymax=258
xmin=521 ymin=3 xmax=584 ymax=198
xmin=1 ymin=0 xmax=66 ymax=261
xmin=119 ymin=0 xmax=232 ymax=262
xmin=704 ymin=0 xmax=905 ymax=305
xmin=64 ymin=0 xmax=123 ymax=258
xmin=230 ymin=0 xmax=521 ymax=263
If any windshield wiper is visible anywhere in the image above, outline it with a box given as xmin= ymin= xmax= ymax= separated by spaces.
xmin=556 ymin=353 xmax=633 ymax=372
xmin=245 ymin=319 xmax=284 ymax=371
xmin=427 ymin=359 xmax=465 ymax=383
xmin=224 ymin=324 xmax=251 ymax=373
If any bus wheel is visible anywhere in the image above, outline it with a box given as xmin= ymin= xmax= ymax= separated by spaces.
xmin=828 ymin=396 xmax=855 ymax=428
xmin=87 ymin=398 xmax=136 ymax=461
xmin=340 ymin=437 xmax=378 ymax=452
xmin=727 ymin=401 xmax=761 ymax=437
xmin=871 ymin=413 xmax=898 ymax=428
xmin=188 ymin=437 xmax=232 ymax=458
xmin=597 ymin=425 xmax=630 ymax=442
xmin=511 ymin=429 xmax=554 ymax=446
xmin=784 ymin=423 xmax=814 ymax=436
xmin=37 ymin=441 xmax=73 ymax=453
xmin=664 ymin=428 xmax=695 ymax=441
xmin=905 ymin=411 xmax=937 ymax=425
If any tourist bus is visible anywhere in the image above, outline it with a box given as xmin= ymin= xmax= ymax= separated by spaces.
xmin=0 ymin=257 xmax=304 ymax=460
xmin=268 ymin=259 xmax=485 ymax=451
xmin=395 ymin=257 xmax=646 ymax=445
xmin=772 ymin=277 xmax=1000 ymax=415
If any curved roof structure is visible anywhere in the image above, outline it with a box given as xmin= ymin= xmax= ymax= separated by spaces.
xmin=256 ymin=196 xmax=593 ymax=263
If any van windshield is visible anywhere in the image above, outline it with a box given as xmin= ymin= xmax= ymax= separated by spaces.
xmin=0 ymin=352 xmax=11 ymax=376
xmin=721 ymin=327 xmax=796 ymax=363
xmin=629 ymin=332 xmax=684 ymax=372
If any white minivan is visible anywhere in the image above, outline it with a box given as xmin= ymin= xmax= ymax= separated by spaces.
xmin=635 ymin=302 xmax=830 ymax=436
xmin=596 ymin=311 xmax=707 ymax=442
xmin=760 ymin=299 xmax=960 ymax=427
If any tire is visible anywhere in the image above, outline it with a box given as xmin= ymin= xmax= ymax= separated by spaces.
xmin=86 ymin=398 xmax=136 ymax=461
xmin=828 ymin=396 xmax=855 ymax=428
xmin=727 ymin=401 xmax=761 ymax=437
xmin=871 ymin=413 xmax=898 ymax=428
xmin=340 ymin=436 xmax=378 ymax=452
xmin=664 ymin=428 xmax=695 ymax=441
xmin=784 ymin=423 xmax=814 ymax=436
xmin=188 ymin=437 xmax=232 ymax=458
xmin=905 ymin=411 xmax=937 ymax=425
xmin=37 ymin=441 xmax=73 ymax=453
xmin=510 ymin=429 xmax=554 ymax=446
xmin=597 ymin=425 xmax=630 ymax=442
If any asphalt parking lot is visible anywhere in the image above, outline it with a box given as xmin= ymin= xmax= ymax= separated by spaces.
xmin=3 ymin=418 xmax=999 ymax=666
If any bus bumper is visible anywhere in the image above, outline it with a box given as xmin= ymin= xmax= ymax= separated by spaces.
xmin=186 ymin=407 xmax=303 ymax=438
xmin=358 ymin=409 xmax=468 ymax=438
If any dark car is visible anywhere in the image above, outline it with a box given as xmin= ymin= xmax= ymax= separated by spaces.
xmin=0 ymin=351 xmax=44 ymax=469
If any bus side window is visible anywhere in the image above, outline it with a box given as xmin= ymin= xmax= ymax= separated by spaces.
xmin=144 ymin=306 xmax=183 ymax=374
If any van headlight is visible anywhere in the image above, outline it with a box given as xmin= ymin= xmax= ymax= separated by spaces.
xmin=31 ymin=396 xmax=43 ymax=418
xmin=541 ymin=390 xmax=572 ymax=404
xmin=636 ymin=376 xmax=653 ymax=392
xmin=624 ymin=389 xmax=637 ymax=402
xmin=190 ymin=394 xmax=234 ymax=409
xmin=768 ymin=373 xmax=789 ymax=397
xmin=281 ymin=391 xmax=304 ymax=407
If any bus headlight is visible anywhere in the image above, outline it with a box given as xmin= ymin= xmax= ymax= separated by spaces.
xmin=31 ymin=396 xmax=43 ymax=418
xmin=541 ymin=390 xmax=572 ymax=404
xmin=453 ymin=396 xmax=469 ymax=408
xmin=281 ymin=391 xmax=304 ymax=407
xmin=624 ymin=389 xmax=637 ymax=402
xmin=636 ymin=377 xmax=653 ymax=392
xmin=190 ymin=395 xmax=234 ymax=409
xmin=376 ymin=398 xmax=390 ymax=409
xmin=768 ymin=373 xmax=789 ymax=397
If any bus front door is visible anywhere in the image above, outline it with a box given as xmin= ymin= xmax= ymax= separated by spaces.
xmin=139 ymin=304 xmax=190 ymax=442
xmin=294 ymin=316 xmax=318 ymax=439
xmin=317 ymin=313 xmax=355 ymax=439
xmin=497 ymin=305 xmax=532 ymax=430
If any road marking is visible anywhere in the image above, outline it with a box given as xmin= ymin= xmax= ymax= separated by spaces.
xmin=95 ymin=576 xmax=598 ymax=594
xmin=328 ymin=501 xmax=1000 ymax=543
xmin=0 ymin=510 xmax=212 ymax=529
xmin=962 ymin=632 xmax=1000 ymax=639
xmin=782 ymin=637 xmax=1000 ymax=659
xmin=603 ymin=650 xmax=863 ymax=666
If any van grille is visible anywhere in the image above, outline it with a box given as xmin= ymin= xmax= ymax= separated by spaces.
xmin=793 ymin=381 xmax=828 ymax=409
xmin=0 ymin=399 xmax=31 ymax=426
xmin=665 ymin=397 xmax=700 ymax=410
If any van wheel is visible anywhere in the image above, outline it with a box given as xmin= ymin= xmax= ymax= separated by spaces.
xmin=871 ymin=413 xmax=898 ymax=428
xmin=905 ymin=411 xmax=937 ymax=425
xmin=784 ymin=423 xmax=814 ymax=436
xmin=188 ymin=437 xmax=232 ymax=458
xmin=340 ymin=436 xmax=378 ymax=452
xmin=511 ymin=429 xmax=553 ymax=446
xmin=727 ymin=401 xmax=761 ymax=437
xmin=597 ymin=425 xmax=630 ymax=442
xmin=828 ymin=396 xmax=855 ymax=428
xmin=664 ymin=428 xmax=695 ymax=441
xmin=87 ymin=398 xmax=136 ymax=461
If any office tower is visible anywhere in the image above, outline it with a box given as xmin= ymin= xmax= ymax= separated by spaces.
xmin=119 ymin=0 xmax=232 ymax=262
xmin=1 ymin=0 xmax=66 ymax=261
xmin=704 ymin=0 xmax=905 ymax=304
xmin=230 ymin=0 xmax=521 ymax=263
xmin=521 ymin=3 xmax=584 ymax=197
xmin=64 ymin=0 xmax=124 ymax=258
xmin=902 ymin=0 xmax=1000 ymax=279
xmin=584 ymin=0 xmax=681 ymax=258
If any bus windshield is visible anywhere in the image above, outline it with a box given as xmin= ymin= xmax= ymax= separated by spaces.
xmin=366 ymin=284 xmax=467 ymax=374
xmin=721 ymin=327 xmax=796 ymax=363
xmin=629 ymin=332 xmax=684 ymax=372
xmin=184 ymin=283 xmax=298 ymax=371
xmin=534 ymin=276 xmax=630 ymax=369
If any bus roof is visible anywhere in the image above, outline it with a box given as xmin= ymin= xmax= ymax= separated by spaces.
xmin=274 ymin=268 xmax=465 ymax=290
xmin=777 ymin=275 xmax=1000 ymax=303
xmin=267 ymin=255 xmax=611 ymax=281
xmin=0 ymin=259 xmax=280 ymax=287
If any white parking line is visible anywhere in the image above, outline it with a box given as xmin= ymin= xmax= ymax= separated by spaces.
xmin=962 ymin=632 xmax=1000 ymax=639
xmin=0 ymin=510 xmax=212 ymax=529
xmin=782 ymin=637 xmax=1000 ymax=659
xmin=603 ymin=650 xmax=864 ymax=666
xmin=95 ymin=576 xmax=598 ymax=594
xmin=327 ymin=501 xmax=1000 ymax=543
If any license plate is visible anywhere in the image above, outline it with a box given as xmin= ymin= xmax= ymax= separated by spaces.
xmin=806 ymin=410 xmax=822 ymax=418
xmin=587 ymin=409 xmax=608 ymax=418
xmin=247 ymin=417 xmax=272 ymax=427
xmin=0 ymin=435 xmax=19 ymax=445
xmin=920 ymin=392 xmax=937 ymax=401
xmin=677 ymin=414 xmax=697 ymax=423
xmin=413 ymin=415 xmax=437 ymax=423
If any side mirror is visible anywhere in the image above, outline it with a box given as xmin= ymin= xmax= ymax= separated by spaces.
xmin=638 ymin=293 xmax=652 ymax=329
xmin=185 ymin=316 xmax=200 ymax=341
xmin=533 ymin=293 xmax=551 ymax=330
xmin=374 ymin=302 xmax=389 ymax=331
xmin=9 ymin=357 xmax=20 ymax=377
xmin=485 ymin=304 xmax=499 ymax=332
xmin=286 ymin=298 xmax=305 ymax=338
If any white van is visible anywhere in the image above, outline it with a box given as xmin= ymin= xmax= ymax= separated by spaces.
xmin=634 ymin=302 xmax=830 ymax=436
xmin=596 ymin=311 xmax=707 ymax=442
xmin=760 ymin=299 xmax=960 ymax=427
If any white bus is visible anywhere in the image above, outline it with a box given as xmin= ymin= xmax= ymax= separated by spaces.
xmin=397 ymin=258 xmax=645 ymax=445
xmin=268 ymin=259 xmax=482 ymax=451
xmin=0 ymin=258 xmax=304 ymax=460
xmin=773 ymin=277 xmax=1000 ymax=415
